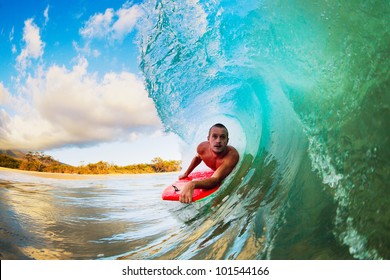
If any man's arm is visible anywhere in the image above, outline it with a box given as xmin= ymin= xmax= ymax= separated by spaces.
xmin=179 ymin=149 xmax=239 ymax=203
xmin=191 ymin=151 xmax=239 ymax=189
xmin=210 ymin=149 xmax=239 ymax=185
xmin=178 ymin=154 xmax=202 ymax=179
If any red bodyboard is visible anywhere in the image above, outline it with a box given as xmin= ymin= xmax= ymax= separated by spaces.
xmin=162 ymin=170 xmax=219 ymax=202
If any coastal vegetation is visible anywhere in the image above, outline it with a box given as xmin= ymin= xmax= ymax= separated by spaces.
xmin=0 ymin=151 xmax=181 ymax=175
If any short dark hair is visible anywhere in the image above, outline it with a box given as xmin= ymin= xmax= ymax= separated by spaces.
xmin=209 ymin=123 xmax=228 ymax=137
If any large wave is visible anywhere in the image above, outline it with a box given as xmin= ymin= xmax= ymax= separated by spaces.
xmin=134 ymin=0 xmax=390 ymax=259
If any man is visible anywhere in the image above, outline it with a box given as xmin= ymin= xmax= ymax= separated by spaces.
xmin=179 ymin=123 xmax=239 ymax=203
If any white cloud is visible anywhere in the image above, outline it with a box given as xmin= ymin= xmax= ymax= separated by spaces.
xmin=72 ymin=40 xmax=101 ymax=57
xmin=80 ymin=8 xmax=114 ymax=39
xmin=0 ymin=83 xmax=11 ymax=105
xmin=9 ymin=27 xmax=17 ymax=54
xmin=44 ymin=5 xmax=50 ymax=25
xmin=9 ymin=26 xmax=14 ymax=42
xmin=111 ymin=5 xmax=143 ymax=41
xmin=16 ymin=18 xmax=45 ymax=74
xmin=0 ymin=57 xmax=161 ymax=151
xmin=80 ymin=3 xmax=143 ymax=43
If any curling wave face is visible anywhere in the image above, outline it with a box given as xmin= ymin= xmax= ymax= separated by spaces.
xmin=136 ymin=0 xmax=390 ymax=259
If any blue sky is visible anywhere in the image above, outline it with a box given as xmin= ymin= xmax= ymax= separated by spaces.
xmin=0 ymin=0 xmax=182 ymax=166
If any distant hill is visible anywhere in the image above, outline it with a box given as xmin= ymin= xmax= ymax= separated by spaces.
xmin=0 ymin=150 xmax=26 ymax=159
xmin=0 ymin=150 xmax=25 ymax=169
xmin=0 ymin=150 xmax=181 ymax=174
xmin=0 ymin=150 xmax=65 ymax=171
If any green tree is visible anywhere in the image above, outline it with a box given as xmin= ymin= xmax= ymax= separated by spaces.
xmin=151 ymin=157 xmax=181 ymax=172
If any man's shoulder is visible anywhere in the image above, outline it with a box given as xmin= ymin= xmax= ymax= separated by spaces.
xmin=227 ymin=146 xmax=239 ymax=160
xmin=197 ymin=141 xmax=209 ymax=151
xmin=227 ymin=145 xmax=239 ymax=154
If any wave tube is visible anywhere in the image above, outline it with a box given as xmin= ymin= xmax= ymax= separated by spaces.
xmin=134 ymin=0 xmax=390 ymax=260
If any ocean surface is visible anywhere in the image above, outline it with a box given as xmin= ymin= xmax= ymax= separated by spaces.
xmin=0 ymin=170 xmax=183 ymax=260
xmin=1 ymin=0 xmax=389 ymax=260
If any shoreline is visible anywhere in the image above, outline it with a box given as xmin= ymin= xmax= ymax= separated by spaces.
xmin=0 ymin=167 xmax=180 ymax=180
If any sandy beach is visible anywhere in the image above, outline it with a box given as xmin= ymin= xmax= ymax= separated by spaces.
xmin=0 ymin=167 xmax=179 ymax=180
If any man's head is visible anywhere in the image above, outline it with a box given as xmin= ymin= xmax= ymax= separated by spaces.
xmin=208 ymin=123 xmax=229 ymax=154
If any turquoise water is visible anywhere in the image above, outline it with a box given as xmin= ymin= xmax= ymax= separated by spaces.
xmin=137 ymin=0 xmax=389 ymax=259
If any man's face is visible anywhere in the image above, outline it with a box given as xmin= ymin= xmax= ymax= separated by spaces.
xmin=208 ymin=127 xmax=229 ymax=154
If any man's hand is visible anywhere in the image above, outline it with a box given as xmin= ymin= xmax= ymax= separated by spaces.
xmin=178 ymin=173 xmax=188 ymax=180
xmin=179 ymin=181 xmax=196 ymax=204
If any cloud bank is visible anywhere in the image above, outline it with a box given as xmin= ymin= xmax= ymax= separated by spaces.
xmin=0 ymin=57 xmax=160 ymax=150
xmin=80 ymin=4 xmax=143 ymax=42
xmin=0 ymin=4 xmax=161 ymax=151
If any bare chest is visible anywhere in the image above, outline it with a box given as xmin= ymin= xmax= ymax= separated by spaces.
xmin=202 ymin=154 xmax=224 ymax=171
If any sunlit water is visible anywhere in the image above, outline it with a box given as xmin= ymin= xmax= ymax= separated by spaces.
xmin=0 ymin=170 xmax=181 ymax=259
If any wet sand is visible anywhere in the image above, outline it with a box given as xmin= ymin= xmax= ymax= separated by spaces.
xmin=0 ymin=167 xmax=179 ymax=180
